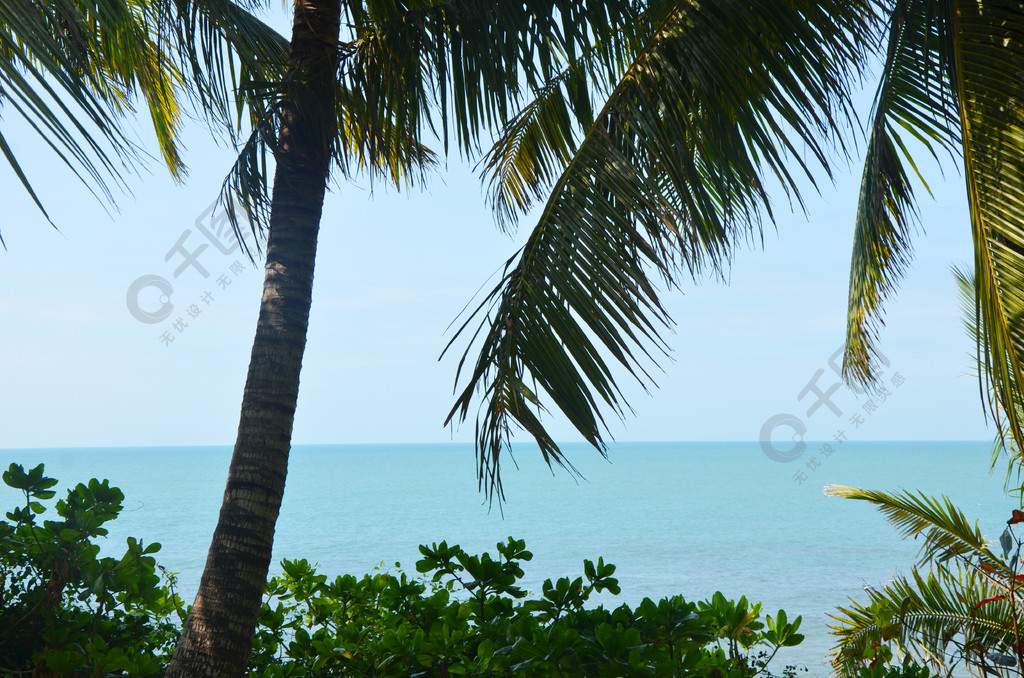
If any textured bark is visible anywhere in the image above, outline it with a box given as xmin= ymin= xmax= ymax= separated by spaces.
xmin=165 ymin=1 xmax=341 ymax=676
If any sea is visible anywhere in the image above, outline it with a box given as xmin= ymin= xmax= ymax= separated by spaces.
xmin=0 ymin=441 xmax=1014 ymax=676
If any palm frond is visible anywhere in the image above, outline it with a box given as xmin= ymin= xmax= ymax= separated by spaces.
xmin=214 ymin=109 xmax=276 ymax=258
xmin=332 ymin=82 xmax=439 ymax=188
xmin=844 ymin=0 xmax=1024 ymax=457
xmin=446 ymin=0 xmax=880 ymax=499
xmin=152 ymin=0 xmax=289 ymax=138
xmin=831 ymin=567 xmax=1019 ymax=675
xmin=478 ymin=53 xmax=596 ymax=233
xmin=956 ymin=267 xmax=1024 ymax=497
xmin=0 ymin=0 xmax=286 ymax=234
xmin=843 ymin=0 xmax=961 ymax=387
xmin=215 ymin=71 xmax=439 ymax=255
xmin=0 ymin=0 xmax=169 ymax=232
xmin=218 ymin=0 xmax=625 ymax=255
xmin=477 ymin=20 xmax=651 ymax=233
xmin=825 ymin=485 xmax=1005 ymax=571
xmin=950 ymin=0 xmax=1024 ymax=466
xmin=341 ymin=0 xmax=645 ymax=158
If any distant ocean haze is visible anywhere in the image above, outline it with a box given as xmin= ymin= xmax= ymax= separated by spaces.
xmin=1 ymin=441 xmax=1009 ymax=676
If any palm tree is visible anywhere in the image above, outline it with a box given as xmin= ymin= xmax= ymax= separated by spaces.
xmin=163 ymin=0 xmax=345 ymax=672
xmin=165 ymin=0 xmax=652 ymax=673
xmin=165 ymin=0 xmax=881 ymax=674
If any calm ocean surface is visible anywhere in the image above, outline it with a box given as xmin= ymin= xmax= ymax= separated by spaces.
xmin=0 ymin=441 xmax=1013 ymax=675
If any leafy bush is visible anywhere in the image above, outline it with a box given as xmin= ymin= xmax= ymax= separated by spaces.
xmin=1 ymin=465 xmax=808 ymax=677
xmin=249 ymin=537 xmax=806 ymax=678
xmin=0 ymin=463 xmax=184 ymax=677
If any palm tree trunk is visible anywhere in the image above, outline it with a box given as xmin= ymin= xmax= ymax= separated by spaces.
xmin=165 ymin=1 xmax=340 ymax=675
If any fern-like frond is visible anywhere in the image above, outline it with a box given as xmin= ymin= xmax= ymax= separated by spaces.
xmin=340 ymin=0 xmax=645 ymax=159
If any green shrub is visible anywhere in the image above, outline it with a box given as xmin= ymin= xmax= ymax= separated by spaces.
xmin=249 ymin=538 xmax=807 ymax=678
xmin=0 ymin=463 xmax=184 ymax=677
xmin=1 ymin=465 xmax=809 ymax=677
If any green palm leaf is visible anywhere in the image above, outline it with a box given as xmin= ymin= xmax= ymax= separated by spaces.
xmin=340 ymin=0 xmax=643 ymax=158
xmin=446 ymin=0 xmax=879 ymax=498
xmin=831 ymin=567 xmax=1019 ymax=674
xmin=843 ymin=0 xmax=960 ymax=387
xmin=152 ymin=0 xmax=289 ymax=133
xmin=953 ymin=0 xmax=1024 ymax=468
xmin=0 ymin=0 xmax=167 ymax=224
xmin=0 ymin=0 xmax=289 ymax=239
xmin=215 ymin=79 xmax=440 ymax=251
xmin=825 ymin=485 xmax=1005 ymax=570
xmin=477 ymin=19 xmax=649 ymax=232
xmin=955 ymin=267 xmax=1024 ymax=493
xmin=479 ymin=52 xmax=598 ymax=233
xmin=219 ymin=0 xmax=641 ymax=250
xmin=843 ymin=0 xmax=1024 ymax=460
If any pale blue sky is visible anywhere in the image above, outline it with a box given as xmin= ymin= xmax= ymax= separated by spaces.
xmin=0 ymin=42 xmax=990 ymax=450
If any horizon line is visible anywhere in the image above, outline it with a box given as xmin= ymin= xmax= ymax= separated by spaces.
xmin=0 ymin=439 xmax=994 ymax=452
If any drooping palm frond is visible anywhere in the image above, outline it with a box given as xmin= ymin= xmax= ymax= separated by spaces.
xmin=831 ymin=567 xmax=1020 ymax=675
xmin=477 ymin=22 xmax=649 ymax=233
xmin=478 ymin=52 xmax=599 ymax=234
xmin=843 ymin=0 xmax=961 ymax=387
xmin=215 ymin=77 xmax=440 ymax=254
xmin=144 ymin=0 xmax=292 ymax=252
xmin=0 ymin=0 xmax=187 ymax=230
xmin=216 ymin=0 xmax=636 ymax=253
xmin=825 ymin=485 xmax=1006 ymax=571
xmin=47 ymin=0 xmax=188 ymax=174
xmin=445 ymin=0 xmax=880 ymax=499
xmin=152 ymin=0 xmax=289 ymax=137
xmin=332 ymin=83 xmax=439 ymax=186
xmin=952 ymin=0 xmax=1024 ymax=469
xmin=843 ymin=0 xmax=1024 ymax=459
xmin=0 ymin=0 xmax=292 ymax=241
xmin=213 ymin=109 xmax=275 ymax=258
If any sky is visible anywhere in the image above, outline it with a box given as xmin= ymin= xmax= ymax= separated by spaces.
xmin=0 ymin=27 xmax=993 ymax=450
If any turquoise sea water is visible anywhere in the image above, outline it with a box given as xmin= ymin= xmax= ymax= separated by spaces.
xmin=0 ymin=441 xmax=1013 ymax=675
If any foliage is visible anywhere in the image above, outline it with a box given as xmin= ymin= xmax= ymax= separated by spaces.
xmin=0 ymin=463 xmax=185 ymax=677
xmin=840 ymin=0 xmax=1024 ymax=476
xmin=443 ymin=0 xmax=882 ymax=498
xmin=249 ymin=537 xmax=806 ymax=678
xmin=828 ymin=485 xmax=1024 ymax=678
xmin=0 ymin=0 xmax=286 ymax=233
xmin=1 ymin=465 xmax=810 ymax=677
xmin=831 ymin=272 xmax=1024 ymax=677
xmin=846 ymin=659 xmax=937 ymax=678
